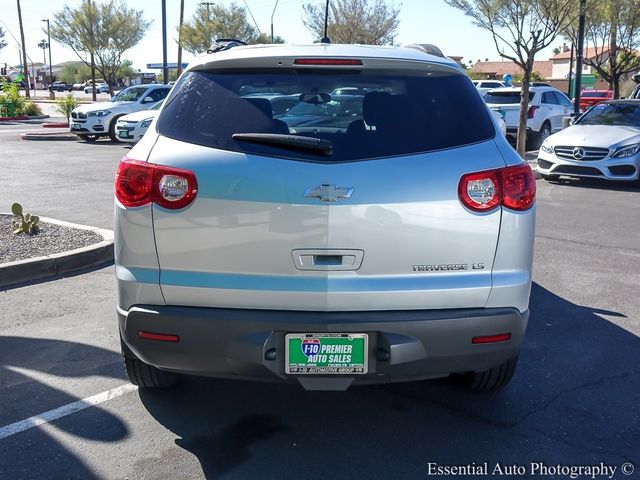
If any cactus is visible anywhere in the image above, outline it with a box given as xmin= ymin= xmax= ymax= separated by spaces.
xmin=10 ymin=202 xmax=40 ymax=234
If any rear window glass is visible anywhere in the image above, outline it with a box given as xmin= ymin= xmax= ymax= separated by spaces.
xmin=484 ymin=91 xmax=525 ymax=104
xmin=582 ymin=91 xmax=610 ymax=98
xmin=156 ymin=69 xmax=495 ymax=162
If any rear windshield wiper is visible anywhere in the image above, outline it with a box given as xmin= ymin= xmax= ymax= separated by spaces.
xmin=232 ymin=133 xmax=333 ymax=156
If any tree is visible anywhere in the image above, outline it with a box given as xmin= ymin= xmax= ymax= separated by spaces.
xmin=58 ymin=63 xmax=90 ymax=84
xmin=302 ymin=0 xmax=399 ymax=44
xmin=17 ymin=0 xmax=30 ymax=98
xmin=179 ymin=3 xmax=282 ymax=55
xmin=0 ymin=26 xmax=7 ymax=51
xmin=566 ymin=0 xmax=640 ymax=98
xmin=49 ymin=0 xmax=151 ymax=95
xmin=446 ymin=0 xmax=576 ymax=155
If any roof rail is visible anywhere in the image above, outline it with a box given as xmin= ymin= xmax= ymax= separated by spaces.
xmin=207 ymin=39 xmax=248 ymax=54
xmin=405 ymin=44 xmax=445 ymax=58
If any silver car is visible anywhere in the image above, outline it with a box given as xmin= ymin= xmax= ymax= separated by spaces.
xmin=538 ymin=100 xmax=640 ymax=182
xmin=115 ymin=43 xmax=536 ymax=392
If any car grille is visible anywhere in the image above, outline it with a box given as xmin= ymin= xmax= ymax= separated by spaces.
xmin=554 ymin=146 xmax=609 ymax=161
xmin=71 ymin=112 xmax=87 ymax=120
xmin=553 ymin=165 xmax=602 ymax=176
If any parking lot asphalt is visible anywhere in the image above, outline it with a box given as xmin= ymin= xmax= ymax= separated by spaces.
xmin=1 ymin=127 xmax=639 ymax=479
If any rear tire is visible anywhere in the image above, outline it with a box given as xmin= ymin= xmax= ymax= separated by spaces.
xmin=456 ymin=355 xmax=519 ymax=391
xmin=122 ymin=344 xmax=179 ymax=388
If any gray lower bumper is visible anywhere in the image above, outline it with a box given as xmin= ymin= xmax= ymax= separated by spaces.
xmin=119 ymin=305 xmax=528 ymax=390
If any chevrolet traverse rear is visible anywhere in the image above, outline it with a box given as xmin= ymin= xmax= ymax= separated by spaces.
xmin=115 ymin=43 xmax=536 ymax=392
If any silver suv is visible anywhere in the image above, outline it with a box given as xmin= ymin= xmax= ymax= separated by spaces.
xmin=115 ymin=43 xmax=536 ymax=392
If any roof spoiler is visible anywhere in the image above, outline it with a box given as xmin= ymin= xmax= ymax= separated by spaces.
xmin=207 ymin=39 xmax=248 ymax=54
xmin=405 ymin=44 xmax=445 ymax=58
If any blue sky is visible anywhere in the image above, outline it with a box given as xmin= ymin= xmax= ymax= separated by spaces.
xmin=0 ymin=0 xmax=561 ymax=71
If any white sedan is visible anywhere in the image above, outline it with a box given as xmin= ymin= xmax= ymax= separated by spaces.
xmin=537 ymin=100 xmax=640 ymax=182
xmin=115 ymin=101 xmax=162 ymax=143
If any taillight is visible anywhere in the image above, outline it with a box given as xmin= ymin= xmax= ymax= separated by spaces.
xmin=458 ymin=164 xmax=535 ymax=212
xmin=527 ymin=105 xmax=538 ymax=119
xmin=293 ymin=58 xmax=363 ymax=66
xmin=115 ymin=156 xmax=197 ymax=209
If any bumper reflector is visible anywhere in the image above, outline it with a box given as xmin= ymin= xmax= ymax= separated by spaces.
xmin=472 ymin=333 xmax=511 ymax=344
xmin=138 ymin=330 xmax=180 ymax=342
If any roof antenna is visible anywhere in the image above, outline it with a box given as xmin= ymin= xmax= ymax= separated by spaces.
xmin=320 ymin=0 xmax=330 ymax=44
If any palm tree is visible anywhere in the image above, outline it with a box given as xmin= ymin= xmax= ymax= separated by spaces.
xmin=17 ymin=0 xmax=30 ymax=99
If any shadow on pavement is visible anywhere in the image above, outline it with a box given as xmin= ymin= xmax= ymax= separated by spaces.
xmin=137 ymin=283 xmax=640 ymax=479
xmin=0 ymin=336 xmax=128 ymax=479
xmin=542 ymin=176 xmax=640 ymax=193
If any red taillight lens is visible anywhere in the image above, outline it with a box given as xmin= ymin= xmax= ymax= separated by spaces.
xmin=527 ymin=105 xmax=538 ymax=119
xmin=472 ymin=333 xmax=511 ymax=344
xmin=459 ymin=164 xmax=536 ymax=212
xmin=138 ymin=330 xmax=180 ymax=342
xmin=115 ymin=156 xmax=198 ymax=210
xmin=115 ymin=159 xmax=153 ymax=207
xmin=501 ymin=163 xmax=536 ymax=210
xmin=293 ymin=58 xmax=363 ymax=66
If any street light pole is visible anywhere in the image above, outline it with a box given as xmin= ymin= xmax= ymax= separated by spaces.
xmin=271 ymin=0 xmax=279 ymax=43
xmin=161 ymin=0 xmax=168 ymax=84
xmin=42 ymin=19 xmax=53 ymax=97
xmin=573 ymin=0 xmax=586 ymax=115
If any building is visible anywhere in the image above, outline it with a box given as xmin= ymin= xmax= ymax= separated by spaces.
xmin=469 ymin=59 xmax=553 ymax=80
xmin=550 ymin=45 xmax=596 ymax=79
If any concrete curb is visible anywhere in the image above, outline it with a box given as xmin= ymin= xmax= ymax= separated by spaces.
xmin=19 ymin=131 xmax=76 ymax=141
xmin=0 ymin=217 xmax=114 ymax=290
xmin=43 ymin=122 xmax=70 ymax=128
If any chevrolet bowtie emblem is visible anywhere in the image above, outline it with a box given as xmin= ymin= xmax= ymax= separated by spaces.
xmin=304 ymin=184 xmax=354 ymax=202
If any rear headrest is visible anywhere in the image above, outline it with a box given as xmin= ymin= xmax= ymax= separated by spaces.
xmin=245 ymin=98 xmax=274 ymax=118
xmin=362 ymin=91 xmax=393 ymax=127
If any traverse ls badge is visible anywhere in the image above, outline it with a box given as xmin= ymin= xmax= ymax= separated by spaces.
xmin=304 ymin=184 xmax=354 ymax=202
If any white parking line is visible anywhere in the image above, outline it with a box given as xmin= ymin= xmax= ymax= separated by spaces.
xmin=0 ymin=383 xmax=138 ymax=440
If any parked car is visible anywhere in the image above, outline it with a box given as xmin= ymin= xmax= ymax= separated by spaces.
xmin=115 ymin=101 xmax=163 ymax=143
xmin=49 ymin=81 xmax=73 ymax=92
xmin=484 ymin=86 xmax=573 ymax=144
xmin=472 ymin=79 xmax=506 ymax=96
xmin=537 ymin=99 xmax=640 ymax=182
xmin=84 ymin=82 xmax=109 ymax=94
xmin=579 ymin=89 xmax=613 ymax=112
xmin=70 ymin=84 xmax=172 ymax=141
xmin=115 ymin=43 xmax=536 ymax=392
xmin=73 ymin=79 xmax=106 ymax=91
xmin=491 ymin=109 xmax=507 ymax=137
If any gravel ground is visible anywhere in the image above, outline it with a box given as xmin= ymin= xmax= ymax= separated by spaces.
xmin=0 ymin=215 xmax=103 ymax=264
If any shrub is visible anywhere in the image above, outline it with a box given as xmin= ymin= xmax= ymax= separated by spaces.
xmin=55 ymin=94 xmax=79 ymax=120
xmin=0 ymin=83 xmax=26 ymax=116
xmin=24 ymin=101 xmax=43 ymax=116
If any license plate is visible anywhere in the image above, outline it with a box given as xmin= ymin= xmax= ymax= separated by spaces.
xmin=285 ymin=333 xmax=368 ymax=375
xmin=70 ymin=123 xmax=82 ymax=130
xmin=117 ymin=129 xmax=130 ymax=139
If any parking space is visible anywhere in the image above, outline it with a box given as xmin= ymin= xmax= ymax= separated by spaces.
xmin=1 ymin=128 xmax=639 ymax=478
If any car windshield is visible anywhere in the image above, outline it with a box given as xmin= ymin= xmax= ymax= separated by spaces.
xmin=582 ymin=91 xmax=610 ymax=98
xmin=578 ymin=102 xmax=640 ymax=126
xmin=157 ymin=69 xmax=494 ymax=162
xmin=111 ymin=86 xmax=148 ymax=102
xmin=484 ymin=91 xmax=523 ymax=104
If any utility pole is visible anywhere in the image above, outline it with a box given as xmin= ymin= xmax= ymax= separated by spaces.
xmin=567 ymin=43 xmax=574 ymax=98
xmin=201 ymin=1 xmax=214 ymax=19
xmin=16 ymin=0 xmax=30 ymax=98
xmin=271 ymin=0 xmax=279 ymax=43
xmin=177 ymin=0 xmax=185 ymax=77
xmin=42 ymin=19 xmax=53 ymax=99
xmin=574 ymin=0 xmax=586 ymax=115
xmin=162 ymin=0 xmax=168 ymax=84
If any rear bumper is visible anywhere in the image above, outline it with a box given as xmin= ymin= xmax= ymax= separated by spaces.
xmin=119 ymin=305 xmax=528 ymax=390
